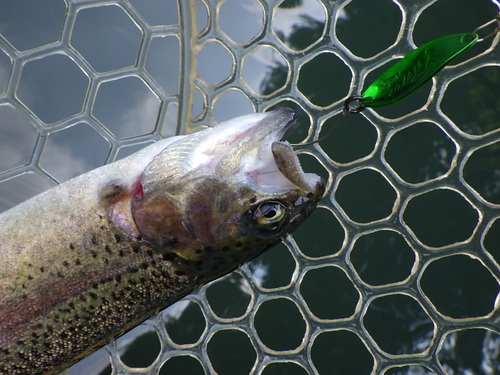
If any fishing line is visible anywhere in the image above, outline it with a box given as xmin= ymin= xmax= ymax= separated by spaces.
xmin=293 ymin=12 xmax=500 ymax=148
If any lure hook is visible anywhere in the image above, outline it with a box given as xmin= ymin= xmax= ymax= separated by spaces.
xmin=472 ymin=12 xmax=500 ymax=43
xmin=291 ymin=114 xmax=344 ymax=148
xmin=291 ymin=96 xmax=365 ymax=148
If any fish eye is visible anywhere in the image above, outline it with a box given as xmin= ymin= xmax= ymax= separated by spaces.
xmin=253 ymin=201 xmax=287 ymax=227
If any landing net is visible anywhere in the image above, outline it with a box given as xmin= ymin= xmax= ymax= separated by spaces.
xmin=0 ymin=0 xmax=499 ymax=374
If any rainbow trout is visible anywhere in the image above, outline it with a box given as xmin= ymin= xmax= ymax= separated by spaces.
xmin=0 ymin=108 xmax=324 ymax=374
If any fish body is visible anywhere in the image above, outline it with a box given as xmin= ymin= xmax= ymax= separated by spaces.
xmin=0 ymin=108 xmax=324 ymax=374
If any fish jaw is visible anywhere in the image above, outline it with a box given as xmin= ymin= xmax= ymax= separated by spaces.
xmin=139 ymin=107 xmax=323 ymax=194
xmin=190 ymin=107 xmax=322 ymax=192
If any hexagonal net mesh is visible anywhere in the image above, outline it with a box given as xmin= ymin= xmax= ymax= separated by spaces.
xmin=0 ymin=0 xmax=500 ymax=374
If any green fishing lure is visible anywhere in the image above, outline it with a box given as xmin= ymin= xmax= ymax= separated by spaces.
xmin=346 ymin=13 xmax=499 ymax=113
xmin=295 ymin=14 xmax=499 ymax=147
xmin=361 ymin=33 xmax=478 ymax=108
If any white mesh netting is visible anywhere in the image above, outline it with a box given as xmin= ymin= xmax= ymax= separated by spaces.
xmin=0 ymin=0 xmax=500 ymax=374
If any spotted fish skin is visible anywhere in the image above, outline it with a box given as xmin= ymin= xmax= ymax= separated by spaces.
xmin=0 ymin=108 xmax=324 ymax=374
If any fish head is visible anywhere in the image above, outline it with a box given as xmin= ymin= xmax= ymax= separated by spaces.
xmin=132 ymin=108 xmax=325 ymax=276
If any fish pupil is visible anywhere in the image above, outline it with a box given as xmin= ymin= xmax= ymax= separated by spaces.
xmin=263 ymin=208 xmax=277 ymax=218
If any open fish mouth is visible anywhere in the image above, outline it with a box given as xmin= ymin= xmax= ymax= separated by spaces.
xmin=215 ymin=107 xmax=323 ymax=194
xmin=140 ymin=107 xmax=324 ymax=197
